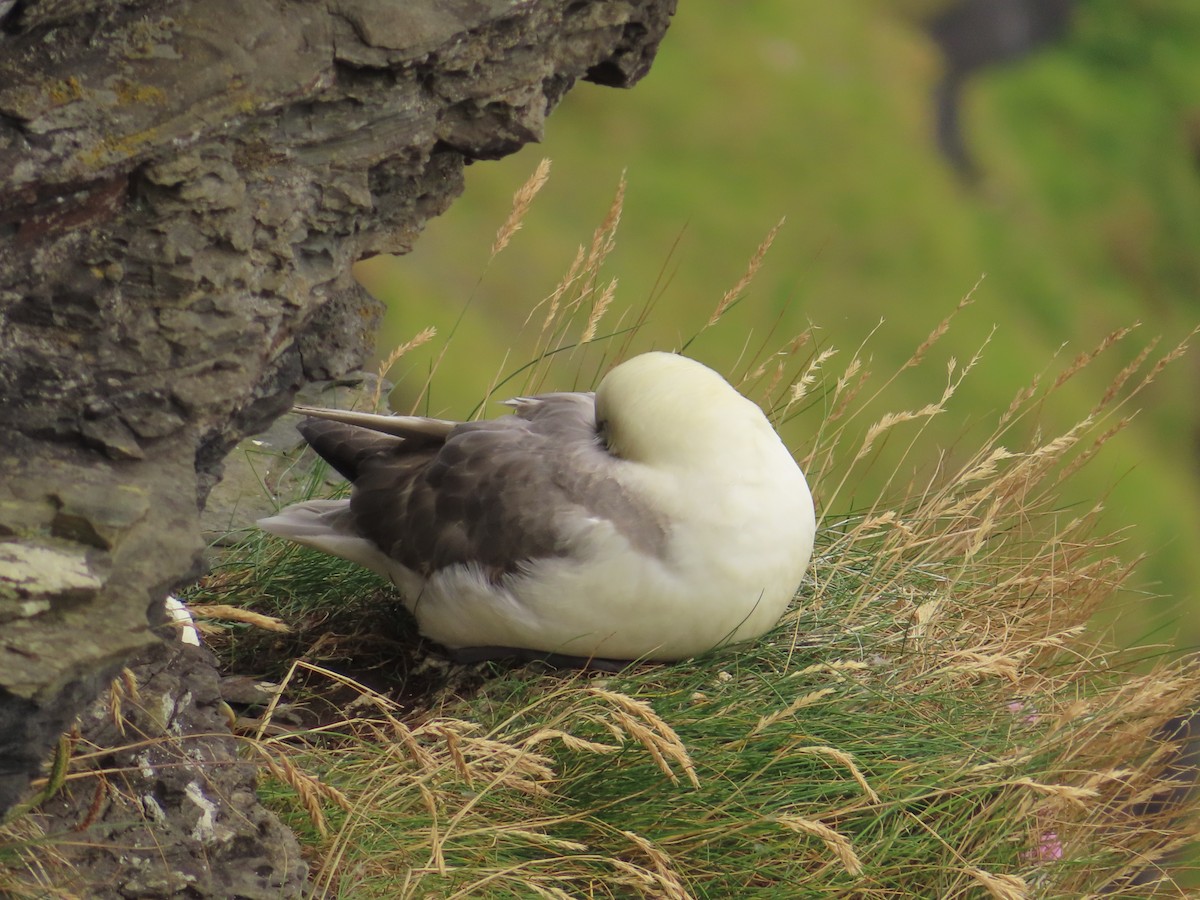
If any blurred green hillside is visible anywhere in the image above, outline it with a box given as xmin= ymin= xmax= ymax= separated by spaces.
xmin=355 ymin=1 xmax=1200 ymax=648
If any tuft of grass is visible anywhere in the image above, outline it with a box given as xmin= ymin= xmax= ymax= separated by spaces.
xmin=5 ymin=166 xmax=1197 ymax=897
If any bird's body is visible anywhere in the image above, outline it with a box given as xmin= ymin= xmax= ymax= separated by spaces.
xmin=259 ymin=352 xmax=816 ymax=663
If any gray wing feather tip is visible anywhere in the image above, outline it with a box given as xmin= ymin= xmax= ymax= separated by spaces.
xmin=292 ymin=405 xmax=456 ymax=441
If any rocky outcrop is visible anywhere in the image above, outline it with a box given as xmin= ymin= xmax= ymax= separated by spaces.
xmin=0 ymin=0 xmax=675 ymax=837
xmin=30 ymin=639 xmax=309 ymax=898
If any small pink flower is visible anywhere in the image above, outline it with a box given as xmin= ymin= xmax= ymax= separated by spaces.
xmin=1007 ymin=700 xmax=1040 ymax=725
xmin=1023 ymin=831 xmax=1063 ymax=862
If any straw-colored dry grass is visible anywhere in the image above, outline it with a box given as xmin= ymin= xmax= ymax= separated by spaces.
xmin=3 ymin=166 xmax=1197 ymax=898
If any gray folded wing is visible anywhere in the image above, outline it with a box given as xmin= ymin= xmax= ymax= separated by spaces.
xmin=291 ymin=392 xmax=667 ymax=581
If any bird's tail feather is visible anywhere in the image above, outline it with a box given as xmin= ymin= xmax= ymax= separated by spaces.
xmin=259 ymin=500 xmax=396 ymax=579
xmin=258 ymin=499 xmax=352 ymax=541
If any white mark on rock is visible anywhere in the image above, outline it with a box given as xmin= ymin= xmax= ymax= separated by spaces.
xmin=164 ymin=595 xmax=201 ymax=646
xmin=184 ymin=780 xmax=225 ymax=844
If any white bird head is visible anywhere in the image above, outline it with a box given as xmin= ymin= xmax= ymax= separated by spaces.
xmin=595 ymin=352 xmax=786 ymax=468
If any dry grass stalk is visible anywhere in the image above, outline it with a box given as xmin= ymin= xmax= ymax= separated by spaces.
xmin=119 ymin=666 xmax=139 ymax=700
xmin=511 ymin=177 xmax=627 ymax=395
xmin=901 ymin=274 xmax=982 ymax=372
xmin=527 ymin=244 xmax=585 ymax=333
xmin=608 ymin=858 xmax=671 ymax=891
xmin=784 ymin=346 xmax=838 ymax=415
xmin=832 ymin=356 xmax=864 ymax=408
xmin=256 ymin=666 xmax=613 ymax=896
xmin=777 ymin=815 xmax=865 ymax=876
xmin=804 ymin=306 xmax=1176 ymax=653
xmin=582 ymin=710 xmax=631 ymax=744
xmin=570 ymin=176 xmax=626 ymax=331
xmin=751 ymin=688 xmax=838 ymax=736
xmin=620 ymin=829 xmax=694 ymax=900
xmin=526 ymin=884 xmax=576 ymax=900
xmin=998 ymin=374 xmax=1043 ymax=429
xmin=490 ymin=157 xmax=551 ymax=258
xmin=743 ymin=330 xmax=814 ymax=389
xmin=380 ymin=711 xmax=437 ymax=770
xmin=440 ymin=726 xmax=472 ymax=784
xmin=1011 ymin=777 xmax=1098 ymax=809
xmin=505 ymin=828 xmax=589 ymax=853
xmin=526 ymin=173 xmax=628 ymax=368
xmin=609 ymin=708 xmax=684 ymax=786
xmin=1094 ymin=338 xmax=1158 ymax=413
xmin=107 ymin=669 xmax=140 ymax=736
xmin=965 ymin=866 xmax=1029 ymax=900
xmin=0 ymin=815 xmax=80 ymax=898
xmin=582 ymin=172 xmax=625 ymax=289
xmin=522 ymin=728 xmax=620 ymax=755
xmin=253 ymin=745 xmax=338 ymax=837
xmin=591 ymin=688 xmax=699 ymax=788
xmin=1134 ymin=326 xmax=1197 ymax=393
xmin=419 ymin=782 xmax=445 ymax=874
xmin=372 ymin=325 xmax=437 ymax=410
xmin=1053 ymin=323 xmax=1138 ymax=390
xmin=852 ymin=403 xmax=944 ymax=464
xmin=795 ymin=659 xmax=872 ymax=677
xmin=758 ymin=358 xmax=788 ymax=408
xmin=580 ymin=276 xmax=618 ymax=344
xmin=821 ymin=358 xmax=874 ymax=436
xmin=254 ymin=659 xmax=321 ymax=740
xmin=705 ymin=217 xmax=785 ymax=328
xmin=792 ymin=746 xmax=881 ymax=804
xmin=1056 ymin=414 xmax=1134 ymax=485
xmin=188 ymin=603 xmax=290 ymax=632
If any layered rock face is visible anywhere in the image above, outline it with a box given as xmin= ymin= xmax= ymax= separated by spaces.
xmin=0 ymin=0 xmax=676 ymax=881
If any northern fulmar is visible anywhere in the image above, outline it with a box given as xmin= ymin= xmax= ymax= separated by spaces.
xmin=259 ymin=352 xmax=816 ymax=666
